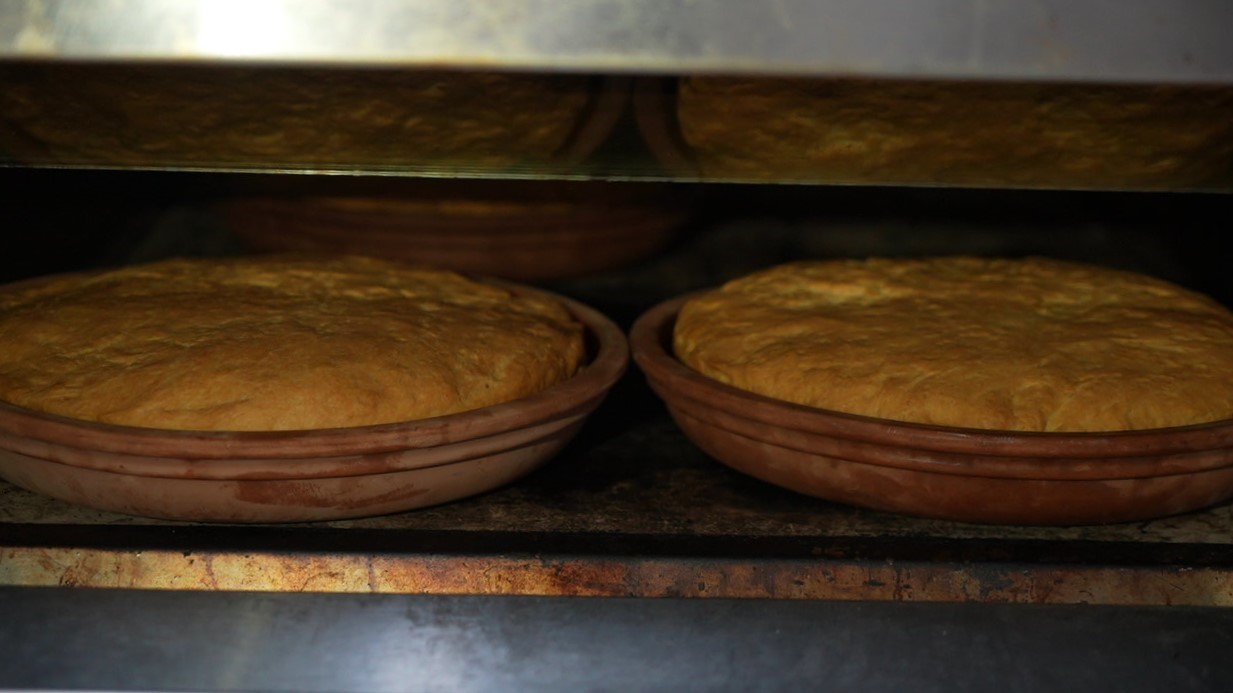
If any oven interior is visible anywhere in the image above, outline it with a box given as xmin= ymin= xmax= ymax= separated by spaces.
xmin=2 ymin=4 xmax=1233 ymax=688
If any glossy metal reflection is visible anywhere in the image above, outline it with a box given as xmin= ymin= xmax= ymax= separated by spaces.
xmin=0 ymin=0 xmax=1231 ymax=83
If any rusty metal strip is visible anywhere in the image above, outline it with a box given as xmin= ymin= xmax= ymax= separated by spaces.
xmin=2 ymin=546 xmax=1230 ymax=606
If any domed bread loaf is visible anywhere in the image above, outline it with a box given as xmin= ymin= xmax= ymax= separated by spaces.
xmin=675 ymin=77 xmax=1233 ymax=189
xmin=0 ymin=64 xmax=592 ymax=169
xmin=0 ymin=255 xmax=586 ymax=431
xmin=674 ymin=257 xmax=1233 ymax=432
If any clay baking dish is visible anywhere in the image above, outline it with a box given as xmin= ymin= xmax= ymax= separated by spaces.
xmin=0 ymin=282 xmax=628 ymax=523
xmin=220 ymin=181 xmax=691 ymax=281
xmin=631 ymin=294 xmax=1233 ymax=525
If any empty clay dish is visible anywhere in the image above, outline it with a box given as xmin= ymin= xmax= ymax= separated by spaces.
xmin=631 ymin=294 xmax=1233 ymax=525
xmin=0 ymin=280 xmax=628 ymax=523
xmin=220 ymin=180 xmax=691 ymax=282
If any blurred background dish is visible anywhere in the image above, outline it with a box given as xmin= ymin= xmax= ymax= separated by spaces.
xmin=219 ymin=180 xmax=693 ymax=281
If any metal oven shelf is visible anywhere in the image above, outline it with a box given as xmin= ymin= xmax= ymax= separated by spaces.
xmin=2 ymin=0 xmax=1232 ymax=85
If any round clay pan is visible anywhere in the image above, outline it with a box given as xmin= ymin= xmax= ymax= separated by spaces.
xmin=630 ymin=294 xmax=1233 ymax=525
xmin=220 ymin=181 xmax=691 ymax=282
xmin=0 ymin=281 xmax=628 ymax=523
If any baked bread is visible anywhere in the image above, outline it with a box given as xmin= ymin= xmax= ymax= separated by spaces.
xmin=0 ymin=256 xmax=586 ymax=431
xmin=0 ymin=64 xmax=592 ymax=170
xmin=675 ymin=77 xmax=1233 ymax=189
xmin=674 ymin=257 xmax=1233 ymax=432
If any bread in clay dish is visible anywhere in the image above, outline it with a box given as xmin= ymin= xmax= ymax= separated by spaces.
xmin=674 ymin=257 xmax=1233 ymax=432
xmin=0 ymin=255 xmax=586 ymax=431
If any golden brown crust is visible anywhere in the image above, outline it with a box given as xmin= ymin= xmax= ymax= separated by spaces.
xmin=676 ymin=77 xmax=1233 ymax=189
xmin=0 ymin=65 xmax=590 ymax=169
xmin=674 ymin=257 xmax=1233 ymax=432
xmin=0 ymin=256 xmax=586 ymax=431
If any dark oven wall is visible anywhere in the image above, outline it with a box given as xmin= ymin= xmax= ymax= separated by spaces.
xmin=2 ymin=169 xmax=1231 ymax=326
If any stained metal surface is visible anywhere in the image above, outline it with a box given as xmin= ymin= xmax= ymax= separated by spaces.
xmin=3 ymin=544 xmax=1232 ymax=606
xmin=1 ymin=0 xmax=1231 ymax=84
xmin=3 ymin=587 xmax=1233 ymax=692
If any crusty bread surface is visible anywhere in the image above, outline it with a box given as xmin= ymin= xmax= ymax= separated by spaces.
xmin=675 ymin=77 xmax=1233 ymax=188
xmin=673 ymin=257 xmax=1233 ymax=432
xmin=0 ymin=65 xmax=590 ymax=168
xmin=0 ymin=256 xmax=586 ymax=431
